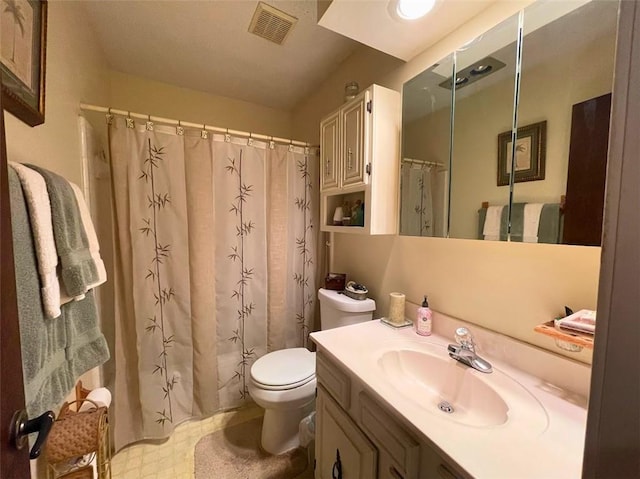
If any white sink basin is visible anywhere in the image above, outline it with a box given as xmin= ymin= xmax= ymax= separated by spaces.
xmin=377 ymin=343 xmax=548 ymax=430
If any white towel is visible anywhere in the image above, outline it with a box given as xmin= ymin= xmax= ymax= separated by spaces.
xmin=69 ymin=182 xmax=107 ymax=290
xmin=483 ymin=205 xmax=504 ymax=241
xmin=9 ymin=163 xmax=72 ymax=318
xmin=523 ymin=203 xmax=544 ymax=243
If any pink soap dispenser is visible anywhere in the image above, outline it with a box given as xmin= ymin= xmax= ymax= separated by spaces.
xmin=416 ymin=296 xmax=432 ymax=336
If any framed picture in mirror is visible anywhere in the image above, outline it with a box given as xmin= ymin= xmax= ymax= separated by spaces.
xmin=497 ymin=120 xmax=546 ymax=186
xmin=0 ymin=0 xmax=47 ymax=126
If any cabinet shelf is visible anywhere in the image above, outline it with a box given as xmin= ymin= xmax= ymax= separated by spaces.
xmin=534 ymin=320 xmax=594 ymax=352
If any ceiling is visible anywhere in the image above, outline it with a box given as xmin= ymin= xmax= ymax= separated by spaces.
xmin=81 ymin=0 xmax=510 ymax=113
xmin=82 ymin=1 xmax=363 ymax=111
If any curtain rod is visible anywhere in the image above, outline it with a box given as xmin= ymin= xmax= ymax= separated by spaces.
xmin=402 ymin=157 xmax=444 ymax=167
xmin=79 ymin=103 xmax=316 ymax=148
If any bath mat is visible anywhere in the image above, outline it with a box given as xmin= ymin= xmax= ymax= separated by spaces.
xmin=194 ymin=416 xmax=311 ymax=479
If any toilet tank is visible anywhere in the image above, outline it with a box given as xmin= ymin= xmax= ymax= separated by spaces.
xmin=318 ymin=288 xmax=376 ymax=330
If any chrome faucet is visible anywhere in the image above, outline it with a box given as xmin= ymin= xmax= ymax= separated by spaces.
xmin=447 ymin=328 xmax=493 ymax=373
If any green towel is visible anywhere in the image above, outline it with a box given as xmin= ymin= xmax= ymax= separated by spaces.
xmin=64 ymin=290 xmax=110 ymax=381
xmin=538 ymin=203 xmax=562 ymax=244
xmin=509 ymin=203 xmax=526 ymax=242
xmin=26 ymin=165 xmax=98 ymax=297
xmin=9 ymin=169 xmax=110 ymax=417
xmin=9 ymin=168 xmax=71 ymax=417
xmin=479 ymin=203 xmax=562 ymax=243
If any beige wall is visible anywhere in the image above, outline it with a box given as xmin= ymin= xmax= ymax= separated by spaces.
xmin=291 ymin=45 xmax=403 ymax=142
xmin=4 ymin=2 xmax=110 ymax=186
xmin=297 ymin=0 xmax=600 ymax=362
xmin=109 ymin=71 xmax=293 ymax=139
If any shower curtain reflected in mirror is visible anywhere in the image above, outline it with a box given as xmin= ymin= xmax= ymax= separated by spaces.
xmin=106 ymin=117 xmax=318 ymax=450
xmin=400 ymin=160 xmax=448 ymax=237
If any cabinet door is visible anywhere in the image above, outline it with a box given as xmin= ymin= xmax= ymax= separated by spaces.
xmin=341 ymin=94 xmax=368 ymax=188
xmin=321 ymin=111 xmax=340 ymax=191
xmin=316 ymin=386 xmax=377 ymax=479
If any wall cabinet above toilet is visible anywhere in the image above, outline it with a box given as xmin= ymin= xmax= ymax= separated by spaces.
xmin=320 ymin=84 xmax=401 ymax=235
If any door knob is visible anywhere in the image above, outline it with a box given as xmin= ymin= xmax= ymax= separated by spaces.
xmin=9 ymin=409 xmax=55 ymax=459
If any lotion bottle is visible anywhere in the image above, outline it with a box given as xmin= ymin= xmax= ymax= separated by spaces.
xmin=416 ymin=296 xmax=432 ymax=336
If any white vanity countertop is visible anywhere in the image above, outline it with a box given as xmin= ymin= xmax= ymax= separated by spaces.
xmin=311 ymin=320 xmax=588 ymax=479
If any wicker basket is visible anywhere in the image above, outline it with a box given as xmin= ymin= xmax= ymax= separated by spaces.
xmin=46 ymin=399 xmax=108 ymax=464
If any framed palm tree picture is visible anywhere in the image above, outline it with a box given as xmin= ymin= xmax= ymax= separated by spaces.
xmin=1 ymin=0 xmax=47 ymax=126
xmin=497 ymin=120 xmax=546 ymax=186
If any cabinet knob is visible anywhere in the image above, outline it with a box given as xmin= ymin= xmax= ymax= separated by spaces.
xmin=332 ymin=448 xmax=343 ymax=479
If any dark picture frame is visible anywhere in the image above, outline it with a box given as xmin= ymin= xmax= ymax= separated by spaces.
xmin=497 ymin=120 xmax=546 ymax=186
xmin=1 ymin=0 xmax=47 ymax=126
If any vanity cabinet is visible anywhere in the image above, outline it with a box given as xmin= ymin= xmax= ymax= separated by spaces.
xmin=316 ymin=386 xmax=377 ymax=479
xmin=315 ymin=351 xmax=469 ymax=479
xmin=319 ymin=84 xmax=400 ymax=235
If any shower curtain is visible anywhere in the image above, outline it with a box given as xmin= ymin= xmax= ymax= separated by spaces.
xmin=400 ymin=162 xmax=435 ymax=236
xmin=107 ymin=117 xmax=318 ymax=449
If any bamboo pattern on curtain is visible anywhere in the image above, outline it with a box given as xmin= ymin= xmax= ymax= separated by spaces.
xmin=108 ymin=117 xmax=318 ymax=449
xmin=400 ymin=162 xmax=434 ymax=236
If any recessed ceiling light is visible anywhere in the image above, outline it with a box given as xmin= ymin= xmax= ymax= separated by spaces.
xmin=395 ymin=0 xmax=436 ymax=20
xmin=455 ymin=76 xmax=468 ymax=86
xmin=470 ymin=65 xmax=492 ymax=75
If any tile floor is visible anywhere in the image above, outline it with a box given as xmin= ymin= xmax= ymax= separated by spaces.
xmin=111 ymin=405 xmax=264 ymax=479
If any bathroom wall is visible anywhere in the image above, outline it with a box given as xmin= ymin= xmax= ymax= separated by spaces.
xmin=109 ymin=71 xmax=293 ymax=139
xmin=292 ymin=0 xmax=599 ymax=363
xmin=292 ymin=44 xmax=403 ymax=142
xmin=4 ymin=1 xmax=110 ymax=186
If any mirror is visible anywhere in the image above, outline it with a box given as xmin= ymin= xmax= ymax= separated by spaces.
xmin=400 ymin=54 xmax=453 ymax=237
xmin=399 ymin=0 xmax=618 ymax=246
xmin=449 ymin=14 xmax=521 ymax=241
xmin=513 ymin=0 xmax=617 ymax=246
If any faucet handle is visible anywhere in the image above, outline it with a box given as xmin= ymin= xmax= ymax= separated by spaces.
xmin=454 ymin=327 xmax=476 ymax=351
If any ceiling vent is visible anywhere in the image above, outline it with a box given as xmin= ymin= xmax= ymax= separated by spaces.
xmin=249 ymin=2 xmax=298 ymax=45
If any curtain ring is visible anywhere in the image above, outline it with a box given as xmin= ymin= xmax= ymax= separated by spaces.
xmin=146 ymin=114 xmax=154 ymax=131
xmin=225 ymin=128 xmax=231 ymax=143
xmin=125 ymin=111 xmax=134 ymax=129
xmin=247 ymin=132 xmax=254 ymax=147
xmin=269 ymin=136 xmax=275 ymax=150
xmin=201 ymin=124 xmax=209 ymax=139
xmin=288 ymin=139 xmax=294 ymax=152
xmin=176 ymin=119 xmax=184 ymax=136
xmin=106 ymin=107 xmax=113 ymax=125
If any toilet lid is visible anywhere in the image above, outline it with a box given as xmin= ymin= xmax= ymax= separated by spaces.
xmin=251 ymin=348 xmax=316 ymax=389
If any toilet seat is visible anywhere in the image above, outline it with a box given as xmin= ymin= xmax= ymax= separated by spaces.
xmin=251 ymin=348 xmax=316 ymax=391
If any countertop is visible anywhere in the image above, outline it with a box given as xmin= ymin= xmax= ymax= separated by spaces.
xmin=310 ymin=319 xmax=588 ymax=479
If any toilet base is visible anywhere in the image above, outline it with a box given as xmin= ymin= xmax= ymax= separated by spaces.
xmin=261 ymin=400 xmax=315 ymax=455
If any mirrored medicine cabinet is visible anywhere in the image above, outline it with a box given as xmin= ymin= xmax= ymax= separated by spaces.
xmin=400 ymin=0 xmax=618 ymax=246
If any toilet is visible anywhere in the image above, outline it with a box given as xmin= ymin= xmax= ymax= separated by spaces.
xmin=248 ymin=288 xmax=376 ymax=455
